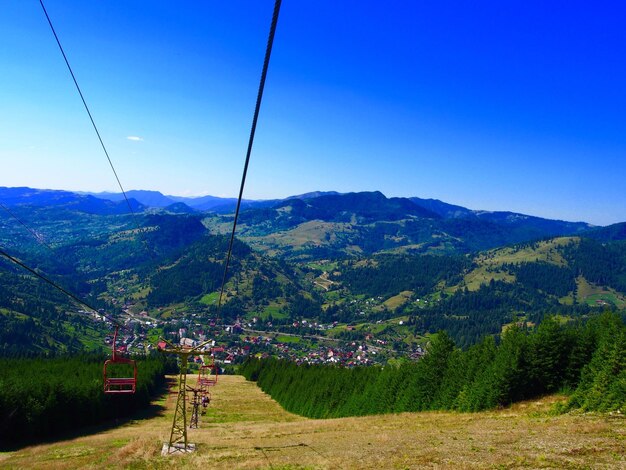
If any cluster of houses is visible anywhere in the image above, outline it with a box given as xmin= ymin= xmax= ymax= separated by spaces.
xmin=92 ymin=297 xmax=425 ymax=367
xmin=241 ymin=333 xmax=381 ymax=366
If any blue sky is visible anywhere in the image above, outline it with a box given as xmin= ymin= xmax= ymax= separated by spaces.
xmin=1 ymin=1 xmax=625 ymax=225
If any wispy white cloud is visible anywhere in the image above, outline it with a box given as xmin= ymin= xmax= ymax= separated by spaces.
xmin=127 ymin=136 xmax=144 ymax=141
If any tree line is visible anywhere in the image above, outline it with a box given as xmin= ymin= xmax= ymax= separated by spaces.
xmin=0 ymin=354 xmax=168 ymax=448
xmin=241 ymin=312 xmax=625 ymax=418
xmin=332 ymin=254 xmax=470 ymax=299
xmin=564 ymin=238 xmax=626 ymax=293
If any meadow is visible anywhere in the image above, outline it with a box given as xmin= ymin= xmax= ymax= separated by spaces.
xmin=1 ymin=374 xmax=623 ymax=469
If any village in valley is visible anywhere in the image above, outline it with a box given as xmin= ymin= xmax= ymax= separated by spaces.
xmin=91 ymin=295 xmax=426 ymax=373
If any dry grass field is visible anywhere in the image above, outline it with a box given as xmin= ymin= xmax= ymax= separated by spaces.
xmin=1 ymin=375 xmax=624 ymax=469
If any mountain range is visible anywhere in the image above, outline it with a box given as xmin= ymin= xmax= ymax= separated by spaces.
xmin=1 ymin=185 xmax=626 ymax=354
xmin=4 ymin=185 xmax=621 ymax=260
xmin=1 ymin=185 xmax=598 ymax=225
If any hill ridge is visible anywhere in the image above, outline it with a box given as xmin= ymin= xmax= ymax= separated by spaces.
xmin=4 ymin=185 xmax=604 ymax=227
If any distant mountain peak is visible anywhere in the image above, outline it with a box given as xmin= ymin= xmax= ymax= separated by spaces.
xmin=0 ymin=186 xmax=145 ymax=215
xmin=163 ymin=202 xmax=196 ymax=214
xmin=286 ymin=191 xmax=342 ymax=200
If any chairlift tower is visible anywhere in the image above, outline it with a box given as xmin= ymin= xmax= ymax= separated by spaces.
xmin=187 ymin=385 xmax=202 ymax=429
xmin=158 ymin=338 xmax=211 ymax=454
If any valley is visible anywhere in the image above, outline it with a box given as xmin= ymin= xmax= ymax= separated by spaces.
xmin=1 ymin=186 xmax=625 ymax=467
xmin=3 ymin=2 xmax=625 ymax=467
xmin=1 ymin=187 xmax=625 ymax=357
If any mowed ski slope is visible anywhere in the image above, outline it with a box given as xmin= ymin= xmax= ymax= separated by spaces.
xmin=1 ymin=375 xmax=624 ymax=469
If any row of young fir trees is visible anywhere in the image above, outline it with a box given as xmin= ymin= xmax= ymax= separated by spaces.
xmin=0 ymin=354 xmax=168 ymax=447
xmin=241 ymin=312 xmax=625 ymax=418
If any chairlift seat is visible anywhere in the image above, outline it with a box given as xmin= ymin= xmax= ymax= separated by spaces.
xmin=103 ymin=326 xmax=137 ymax=394
xmin=198 ymin=363 xmax=218 ymax=387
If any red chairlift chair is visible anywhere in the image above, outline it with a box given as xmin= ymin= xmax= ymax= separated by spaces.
xmin=103 ymin=326 xmax=137 ymax=394
xmin=198 ymin=346 xmax=224 ymax=388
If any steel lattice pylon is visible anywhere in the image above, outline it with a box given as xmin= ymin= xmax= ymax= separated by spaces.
xmin=187 ymin=386 xmax=201 ymax=429
xmin=159 ymin=338 xmax=211 ymax=454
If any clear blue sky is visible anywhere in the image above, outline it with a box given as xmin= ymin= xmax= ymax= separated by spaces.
xmin=1 ymin=1 xmax=625 ymax=225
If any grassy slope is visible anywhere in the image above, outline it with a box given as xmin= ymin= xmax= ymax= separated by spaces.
xmin=243 ymin=220 xmax=361 ymax=257
xmin=577 ymin=276 xmax=626 ymax=309
xmin=462 ymin=237 xmax=575 ymax=292
xmin=382 ymin=290 xmax=414 ymax=310
xmin=1 ymin=375 xmax=623 ymax=469
xmin=458 ymin=237 xmax=626 ymax=310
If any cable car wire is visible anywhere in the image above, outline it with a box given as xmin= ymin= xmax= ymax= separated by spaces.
xmin=218 ymin=0 xmax=282 ymax=309
xmin=31 ymin=0 xmax=282 ymax=329
xmin=0 ymin=245 xmax=129 ymax=332
xmin=38 ymin=0 xmax=153 ymax=259
xmin=0 ymin=202 xmax=55 ymax=252
xmin=38 ymin=0 xmax=133 ymax=218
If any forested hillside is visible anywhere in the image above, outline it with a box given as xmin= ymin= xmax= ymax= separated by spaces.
xmin=242 ymin=313 xmax=626 ymax=418
xmin=203 ymin=191 xmax=595 ymax=260
xmin=1 ymin=186 xmax=625 ymax=462
xmin=2 ymin=188 xmax=626 ymax=358
xmin=311 ymin=238 xmax=626 ymax=347
xmin=0 ymin=355 xmax=168 ymax=447
xmin=0 ymin=258 xmax=108 ymax=355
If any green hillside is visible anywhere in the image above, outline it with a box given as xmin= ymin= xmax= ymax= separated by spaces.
xmin=242 ymin=312 xmax=626 ymax=416
xmin=2 ymin=194 xmax=626 ymax=355
xmin=306 ymin=237 xmax=626 ymax=347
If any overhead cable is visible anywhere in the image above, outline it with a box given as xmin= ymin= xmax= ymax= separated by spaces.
xmin=0 ymin=202 xmax=55 ymax=251
xmin=218 ymin=0 xmax=282 ymax=309
xmin=0 ymin=246 xmax=129 ymax=332
xmin=38 ymin=0 xmax=151 ymax=258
